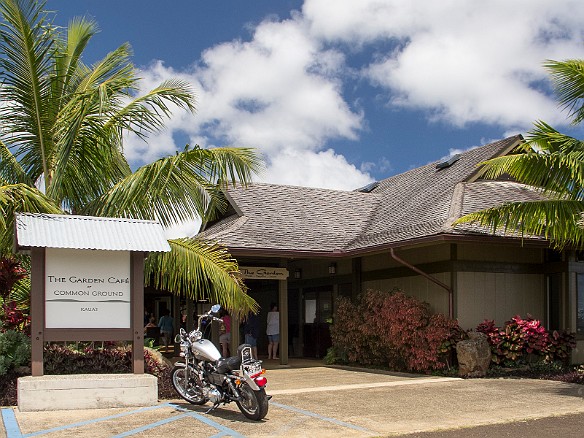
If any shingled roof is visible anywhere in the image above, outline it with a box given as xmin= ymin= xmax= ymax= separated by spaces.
xmin=199 ymin=135 xmax=545 ymax=255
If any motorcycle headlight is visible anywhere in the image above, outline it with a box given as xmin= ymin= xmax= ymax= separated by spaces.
xmin=189 ymin=330 xmax=202 ymax=342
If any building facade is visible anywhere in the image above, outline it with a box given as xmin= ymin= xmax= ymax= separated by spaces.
xmin=198 ymin=135 xmax=584 ymax=364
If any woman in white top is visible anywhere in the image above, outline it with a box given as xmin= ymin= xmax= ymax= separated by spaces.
xmin=266 ymin=303 xmax=279 ymax=360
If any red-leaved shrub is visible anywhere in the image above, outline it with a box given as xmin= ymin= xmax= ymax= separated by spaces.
xmin=476 ymin=315 xmax=575 ymax=365
xmin=330 ymin=289 xmax=463 ymax=372
xmin=0 ymin=257 xmax=30 ymax=334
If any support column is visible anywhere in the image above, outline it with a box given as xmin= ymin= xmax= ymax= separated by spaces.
xmin=279 ymin=260 xmax=289 ymax=365
xmin=131 ymin=252 xmax=145 ymax=374
xmin=172 ymin=294 xmax=181 ymax=356
xmin=352 ymin=257 xmax=362 ymax=300
xmin=231 ymin=311 xmax=240 ymax=356
xmin=450 ymin=244 xmax=458 ymax=320
xmin=186 ymin=298 xmax=195 ymax=331
xmin=30 ymin=248 xmax=45 ymax=376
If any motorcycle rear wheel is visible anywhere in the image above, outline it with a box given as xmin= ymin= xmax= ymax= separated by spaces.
xmin=236 ymin=383 xmax=269 ymax=421
xmin=171 ymin=365 xmax=207 ymax=405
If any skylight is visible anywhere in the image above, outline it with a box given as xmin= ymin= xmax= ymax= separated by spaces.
xmin=356 ymin=181 xmax=379 ymax=193
xmin=436 ymin=154 xmax=461 ymax=170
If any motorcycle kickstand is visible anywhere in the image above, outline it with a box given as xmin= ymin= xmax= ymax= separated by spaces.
xmin=205 ymin=403 xmax=220 ymax=414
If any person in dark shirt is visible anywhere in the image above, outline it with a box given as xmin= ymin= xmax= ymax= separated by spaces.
xmin=243 ymin=311 xmax=260 ymax=359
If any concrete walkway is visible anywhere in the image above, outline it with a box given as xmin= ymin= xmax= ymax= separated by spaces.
xmin=2 ymin=359 xmax=583 ymax=437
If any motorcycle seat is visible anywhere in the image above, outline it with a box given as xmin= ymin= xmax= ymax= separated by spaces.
xmin=216 ymin=356 xmax=241 ymax=373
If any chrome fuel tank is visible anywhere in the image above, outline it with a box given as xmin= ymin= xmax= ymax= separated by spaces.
xmin=192 ymin=338 xmax=222 ymax=361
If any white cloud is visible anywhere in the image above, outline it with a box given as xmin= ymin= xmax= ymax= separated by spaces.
xmin=126 ymin=15 xmax=366 ymax=189
xmin=192 ymin=17 xmax=363 ymax=153
xmin=165 ymin=219 xmax=201 ymax=239
xmin=124 ymin=0 xmax=584 ymax=192
xmin=261 ymin=148 xmax=373 ymax=190
xmin=305 ymin=0 xmax=584 ymax=128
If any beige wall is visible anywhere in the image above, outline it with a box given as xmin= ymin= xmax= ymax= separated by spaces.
xmin=572 ymin=341 xmax=584 ymax=364
xmin=457 ymin=272 xmax=545 ymax=329
xmin=362 ymin=244 xmax=451 ymax=271
xmin=457 ymin=243 xmax=543 ymax=263
xmin=362 ymin=273 xmax=450 ymax=315
xmin=291 ymin=258 xmax=353 ymax=279
xmin=359 ymin=244 xmax=546 ymax=331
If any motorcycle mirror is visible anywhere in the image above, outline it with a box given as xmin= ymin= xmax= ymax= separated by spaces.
xmin=210 ymin=304 xmax=221 ymax=314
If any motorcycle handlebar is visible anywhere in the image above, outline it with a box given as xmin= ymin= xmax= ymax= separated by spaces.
xmin=196 ymin=310 xmax=223 ymax=332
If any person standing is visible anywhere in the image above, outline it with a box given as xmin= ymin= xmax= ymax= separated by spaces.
xmin=244 ymin=311 xmax=260 ymax=359
xmin=219 ymin=309 xmax=231 ymax=358
xmin=266 ymin=303 xmax=279 ymax=360
xmin=158 ymin=309 xmax=174 ymax=350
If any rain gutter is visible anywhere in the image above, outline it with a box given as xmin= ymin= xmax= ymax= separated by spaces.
xmin=389 ymin=247 xmax=454 ymax=319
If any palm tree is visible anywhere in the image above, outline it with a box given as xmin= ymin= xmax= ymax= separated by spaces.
xmin=456 ymin=58 xmax=584 ymax=250
xmin=0 ymin=0 xmax=262 ymax=313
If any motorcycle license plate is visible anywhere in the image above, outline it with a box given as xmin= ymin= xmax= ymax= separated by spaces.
xmin=242 ymin=361 xmax=262 ymax=377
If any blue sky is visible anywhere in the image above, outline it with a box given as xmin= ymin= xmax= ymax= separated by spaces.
xmin=47 ymin=0 xmax=584 ymax=192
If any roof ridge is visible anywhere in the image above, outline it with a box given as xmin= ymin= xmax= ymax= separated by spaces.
xmin=237 ymin=181 xmax=358 ymax=194
xmin=344 ymin=193 xmax=384 ymax=249
xmin=374 ymin=134 xmax=523 ymax=189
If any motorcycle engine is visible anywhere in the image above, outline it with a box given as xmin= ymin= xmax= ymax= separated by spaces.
xmin=202 ymin=385 xmax=223 ymax=404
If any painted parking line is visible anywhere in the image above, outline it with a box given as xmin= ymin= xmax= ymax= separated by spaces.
xmin=170 ymin=404 xmax=246 ymax=438
xmin=2 ymin=409 xmax=23 ymax=438
xmin=110 ymin=404 xmax=246 ymax=438
xmin=6 ymin=404 xmax=172 ymax=438
xmin=111 ymin=412 xmax=191 ymax=437
xmin=271 ymin=401 xmax=375 ymax=435
xmin=2 ymin=403 xmax=245 ymax=438
xmin=269 ymin=376 xmax=460 ymax=395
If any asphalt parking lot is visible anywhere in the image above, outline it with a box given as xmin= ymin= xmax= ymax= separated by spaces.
xmin=2 ymin=361 xmax=584 ymax=437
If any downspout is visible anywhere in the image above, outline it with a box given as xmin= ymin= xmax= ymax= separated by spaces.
xmin=389 ymin=248 xmax=454 ymax=319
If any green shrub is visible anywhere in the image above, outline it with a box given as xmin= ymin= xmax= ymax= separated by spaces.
xmin=43 ymin=343 xmax=174 ymax=397
xmin=330 ymin=289 xmax=463 ymax=372
xmin=0 ymin=330 xmax=31 ymax=376
xmin=44 ymin=343 xmax=133 ymax=374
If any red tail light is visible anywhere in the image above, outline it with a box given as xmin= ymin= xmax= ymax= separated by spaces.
xmin=254 ymin=376 xmax=267 ymax=387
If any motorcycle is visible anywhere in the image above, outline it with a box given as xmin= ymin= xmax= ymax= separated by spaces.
xmin=171 ymin=304 xmax=269 ymax=420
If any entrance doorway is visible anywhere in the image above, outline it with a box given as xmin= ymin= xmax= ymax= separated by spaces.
xmin=302 ymin=287 xmax=333 ymax=358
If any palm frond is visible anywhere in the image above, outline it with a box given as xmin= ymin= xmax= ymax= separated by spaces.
xmin=0 ymin=139 xmax=32 ymax=185
xmin=526 ymin=121 xmax=584 ymax=154
xmin=544 ymin=59 xmax=584 ymax=125
xmin=478 ymin=150 xmax=584 ymax=200
xmin=145 ymin=238 xmax=257 ymax=316
xmin=85 ymin=147 xmax=262 ymax=226
xmin=202 ymin=146 xmax=264 ymax=187
xmin=0 ymin=183 xmax=61 ymax=254
xmin=0 ymin=0 xmax=55 ymax=182
xmin=103 ymin=79 xmax=197 ymax=139
xmin=10 ymin=276 xmax=31 ymax=309
xmin=455 ymin=199 xmax=584 ymax=250
xmin=52 ymin=17 xmax=99 ymax=113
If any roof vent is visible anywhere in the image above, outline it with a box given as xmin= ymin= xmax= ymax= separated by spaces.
xmin=436 ymin=154 xmax=461 ymax=170
xmin=356 ymin=181 xmax=379 ymax=193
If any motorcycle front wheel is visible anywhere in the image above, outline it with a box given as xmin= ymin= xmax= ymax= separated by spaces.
xmin=236 ymin=383 xmax=269 ymax=421
xmin=171 ymin=364 xmax=207 ymax=405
